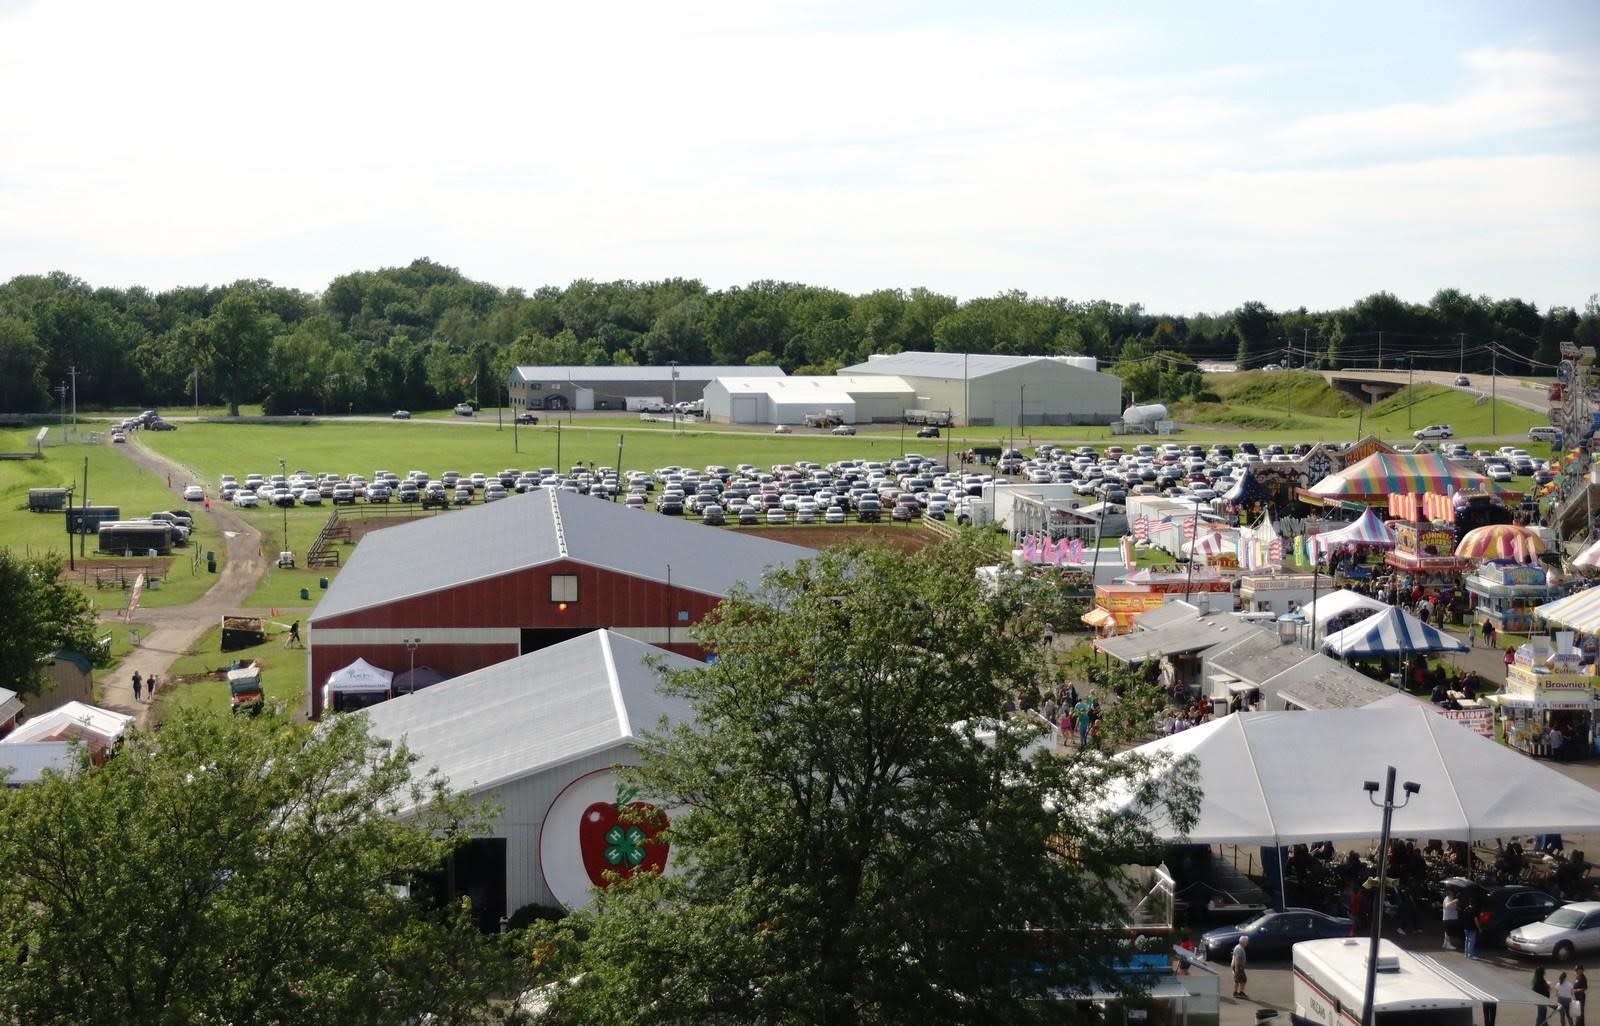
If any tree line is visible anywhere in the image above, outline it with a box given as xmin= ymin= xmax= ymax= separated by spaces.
xmin=0 ymin=259 xmax=1593 ymax=416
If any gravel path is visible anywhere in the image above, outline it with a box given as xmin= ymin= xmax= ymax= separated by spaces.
xmin=98 ymin=439 xmax=269 ymax=725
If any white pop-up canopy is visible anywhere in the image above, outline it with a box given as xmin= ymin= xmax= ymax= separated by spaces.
xmin=324 ymin=657 xmax=394 ymax=694
xmin=1111 ymin=707 xmax=1600 ymax=845
xmin=1298 ymin=589 xmax=1390 ymax=635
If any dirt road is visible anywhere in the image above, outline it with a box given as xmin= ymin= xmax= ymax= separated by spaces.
xmin=98 ymin=439 xmax=270 ymax=725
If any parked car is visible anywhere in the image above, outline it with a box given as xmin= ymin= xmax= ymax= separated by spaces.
xmin=233 ymin=491 xmax=259 ymax=508
xmin=1413 ymin=424 xmax=1454 ymax=440
xmin=291 ymin=407 xmax=318 ymax=416
xmin=1530 ymin=426 xmax=1564 ymax=444
xmin=391 ymin=409 xmax=411 ymax=419
xmin=148 ymin=420 xmax=177 ymax=431
xmin=421 ymin=488 xmax=450 ymax=510
xmin=916 ymin=426 xmax=940 ymax=438
xmin=453 ymin=403 xmax=475 ymax=416
xmin=1470 ymin=885 xmax=1562 ymax=947
xmin=182 ymin=485 xmax=204 ymax=501
xmin=831 ymin=424 xmax=857 ymax=436
xmin=773 ymin=424 xmax=792 ymax=434
xmin=111 ymin=431 xmax=126 ymax=443
xmin=1507 ymin=901 xmax=1600 ymax=960
xmin=1201 ymin=909 xmax=1352 ymax=961
xmin=515 ymin=412 xmax=540 ymax=425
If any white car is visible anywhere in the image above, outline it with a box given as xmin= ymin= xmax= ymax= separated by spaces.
xmin=1485 ymin=464 xmax=1514 ymax=483
xmin=1413 ymin=424 xmax=1454 ymax=440
xmin=773 ymin=424 xmax=792 ymax=434
xmin=1507 ymin=902 xmax=1600 ymax=961
xmin=182 ymin=485 xmax=204 ymax=501
xmin=233 ymin=491 xmax=259 ymax=508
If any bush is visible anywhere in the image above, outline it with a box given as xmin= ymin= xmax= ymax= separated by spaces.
xmin=506 ymin=902 xmax=567 ymax=931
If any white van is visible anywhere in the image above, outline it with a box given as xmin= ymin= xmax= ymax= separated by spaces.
xmin=1292 ymin=937 xmax=1534 ymax=1026
xmin=1529 ymin=426 xmax=1563 ymax=444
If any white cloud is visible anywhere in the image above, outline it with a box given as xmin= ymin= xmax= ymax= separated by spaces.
xmin=0 ymin=2 xmax=1594 ymax=313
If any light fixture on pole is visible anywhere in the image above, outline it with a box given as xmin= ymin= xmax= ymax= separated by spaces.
xmin=670 ymin=361 xmax=678 ymax=433
xmin=404 ymin=636 xmax=421 ymax=682
xmin=278 ymin=457 xmax=289 ymax=557
xmin=1359 ymin=767 xmax=1420 ymax=1026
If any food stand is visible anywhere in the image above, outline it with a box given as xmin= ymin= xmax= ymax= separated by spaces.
xmin=1465 ymin=561 xmax=1570 ymax=635
xmin=1384 ymin=522 xmax=1471 ymax=606
xmin=1090 ymin=585 xmax=1170 ymax=635
xmin=1490 ymin=640 xmax=1597 ymax=760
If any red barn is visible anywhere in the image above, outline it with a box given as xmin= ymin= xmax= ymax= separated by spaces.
xmin=306 ymin=489 xmax=812 ymax=718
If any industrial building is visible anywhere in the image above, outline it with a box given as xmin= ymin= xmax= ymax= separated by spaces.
xmin=838 ymin=351 xmax=1122 ymax=426
xmin=305 ymin=489 xmax=812 ymax=718
xmin=508 ymin=364 xmax=785 ymax=413
xmin=361 ymin=629 xmax=697 ymax=922
xmin=703 ymin=375 xmax=915 ymax=425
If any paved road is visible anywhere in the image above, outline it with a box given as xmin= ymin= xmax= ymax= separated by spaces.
xmin=98 ymin=438 xmax=270 ymax=724
xmin=1324 ymin=367 xmax=1553 ymax=415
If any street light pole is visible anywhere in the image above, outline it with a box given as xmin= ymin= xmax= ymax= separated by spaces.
xmin=670 ymin=361 xmax=678 ymax=433
xmin=1359 ymin=767 xmax=1419 ymax=1026
xmin=278 ymin=457 xmax=288 ymax=557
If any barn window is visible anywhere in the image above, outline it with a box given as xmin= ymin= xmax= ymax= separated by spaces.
xmin=549 ymin=574 xmax=578 ymax=603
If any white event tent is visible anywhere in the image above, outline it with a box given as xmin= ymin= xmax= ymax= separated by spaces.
xmin=323 ymin=657 xmax=395 ymax=710
xmin=1536 ymin=587 xmax=1600 ymax=635
xmin=1298 ymin=589 xmax=1390 ymax=636
xmin=1111 ymin=707 xmax=1600 ymax=846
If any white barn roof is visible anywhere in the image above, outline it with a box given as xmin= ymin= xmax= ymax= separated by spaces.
xmin=840 ymin=351 xmax=1105 ymax=380
xmin=513 ymin=365 xmax=784 ymax=383
xmin=360 ymin=630 xmax=699 ymax=796
xmin=311 ymin=489 xmax=813 ymax=622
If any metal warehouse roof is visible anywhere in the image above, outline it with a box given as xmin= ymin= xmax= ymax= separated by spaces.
xmin=715 ymin=375 xmax=914 ymax=401
xmin=359 ymin=630 xmax=699 ymax=796
xmin=311 ymin=489 xmax=814 ymax=622
xmin=513 ymin=365 xmax=785 ymax=383
xmin=840 ymin=351 xmax=1106 ymax=380
xmin=1268 ymin=655 xmax=1399 ymax=710
xmin=1096 ymin=616 xmax=1258 ymax=664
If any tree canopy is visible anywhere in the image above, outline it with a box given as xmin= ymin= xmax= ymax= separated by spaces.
xmin=528 ymin=537 xmax=1197 ymax=1025
xmin=0 ymin=707 xmax=531 ymax=1026
xmin=0 ymin=551 xmax=100 ymax=697
xmin=0 ymin=261 xmax=1587 ymax=414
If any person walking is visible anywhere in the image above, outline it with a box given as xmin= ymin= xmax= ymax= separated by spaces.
xmin=1535 ymin=968 xmax=1551 ymax=1026
xmin=1485 ymin=620 xmax=1497 ymax=648
xmin=145 ymin=672 xmax=158 ymax=701
xmin=1559 ymin=972 xmax=1575 ymax=1026
xmin=1230 ymin=936 xmax=1249 ymax=999
xmin=1506 ymin=643 xmax=1517 ymax=681
xmin=1463 ymin=889 xmax=1480 ymax=959
xmin=131 ymin=670 xmax=142 ymax=702
xmin=1574 ymin=966 xmax=1587 ymax=1026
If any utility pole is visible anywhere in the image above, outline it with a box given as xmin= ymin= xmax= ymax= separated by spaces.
xmin=1458 ymin=333 xmax=1466 ymax=376
xmin=1491 ymin=349 xmax=1498 ymax=435
xmin=80 ymin=457 xmax=88 ymax=559
xmin=69 ymin=366 xmax=77 ymax=439
xmin=1377 ymin=331 xmax=1383 ymax=370
xmin=1406 ymin=356 xmax=1414 ymax=431
xmin=194 ymin=365 xmax=200 ymax=417
xmin=670 ymin=361 xmax=678 ymax=434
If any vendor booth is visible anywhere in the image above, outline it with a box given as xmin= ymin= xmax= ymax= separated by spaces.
xmin=1465 ymin=560 xmax=1569 ymax=636
xmin=1490 ymin=639 xmax=1598 ymax=761
xmin=1384 ymin=522 xmax=1471 ymax=615
xmin=323 ymin=657 xmax=395 ymax=714
xmin=1090 ymin=584 xmax=1170 ymax=634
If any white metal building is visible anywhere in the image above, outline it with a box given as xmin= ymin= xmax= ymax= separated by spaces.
xmin=509 ymin=365 xmax=785 ymax=413
xmin=360 ymin=629 xmax=700 ymax=920
xmin=839 ymin=351 xmax=1121 ymax=426
xmin=704 ymin=375 xmax=915 ymax=425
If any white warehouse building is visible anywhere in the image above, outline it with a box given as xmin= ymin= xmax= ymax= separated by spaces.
xmin=705 ymin=375 xmax=915 ymax=425
xmin=839 ymin=351 xmax=1122 ymax=426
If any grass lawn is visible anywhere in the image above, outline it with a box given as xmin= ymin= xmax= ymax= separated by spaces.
xmin=162 ymin=623 xmax=309 ymax=718
xmin=0 ymin=440 xmax=229 ymax=608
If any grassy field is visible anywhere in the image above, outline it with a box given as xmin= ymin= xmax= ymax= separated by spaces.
xmin=1175 ymin=372 xmax=1544 ymax=441
xmin=162 ymin=623 xmax=309 ymax=717
xmin=0 ymin=441 xmax=229 ymax=608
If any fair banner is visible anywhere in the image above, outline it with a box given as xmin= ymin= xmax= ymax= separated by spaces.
xmin=123 ymin=573 xmax=145 ymax=624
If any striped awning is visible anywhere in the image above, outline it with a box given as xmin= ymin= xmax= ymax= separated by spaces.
xmin=1535 ymin=587 xmax=1600 ymax=634
xmin=1321 ymin=606 xmax=1471 ymax=657
xmin=1310 ymin=451 xmax=1500 ymax=501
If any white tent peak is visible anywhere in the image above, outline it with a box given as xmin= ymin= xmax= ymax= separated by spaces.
xmin=1114 ymin=707 xmax=1600 ymax=845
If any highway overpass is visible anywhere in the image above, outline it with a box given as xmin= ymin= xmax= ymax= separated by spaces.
xmin=1320 ymin=367 xmax=1551 ymax=414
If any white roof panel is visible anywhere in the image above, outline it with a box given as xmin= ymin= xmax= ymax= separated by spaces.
xmin=311 ymin=489 xmax=813 ymax=622
xmin=841 ymin=351 xmax=1108 ymax=381
xmin=514 ymin=365 xmax=784 ymax=383
xmin=359 ymin=630 xmax=699 ymax=795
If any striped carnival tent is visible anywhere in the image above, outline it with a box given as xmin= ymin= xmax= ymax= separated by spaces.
xmin=1321 ymin=606 xmax=1470 ymax=658
xmin=1535 ymin=587 xmax=1600 ymax=635
xmin=1308 ymin=508 xmax=1396 ymax=555
xmin=1387 ymin=493 xmax=1457 ymax=523
xmin=1306 ymin=451 xmax=1503 ymax=505
xmin=1574 ymin=539 xmax=1600 ymax=571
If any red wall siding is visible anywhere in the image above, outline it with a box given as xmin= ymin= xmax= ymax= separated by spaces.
xmin=308 ymin=563 xmax=717 ymax=716
xmin=314 ymin=562 xmax=720 ymax=631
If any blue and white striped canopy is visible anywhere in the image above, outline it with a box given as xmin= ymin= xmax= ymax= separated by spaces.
xmin=1536 ymin=587 xmax=1600 ymax=635
xmin=1320 ymin=606 xmax=1470 ymax=658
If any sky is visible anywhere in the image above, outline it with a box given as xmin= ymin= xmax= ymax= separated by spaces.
xmin=0 ymin=0 xmax=1596 ymax=314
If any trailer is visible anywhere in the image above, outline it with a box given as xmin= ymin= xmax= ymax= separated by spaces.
xmin=27 ymin=488 xmax=69 ymax=512
xmin=1292 ymin=938 xmax=1544 ymax=1026
xmin=220 ymin=615 xmax=267 ymax=652
xmin=903 ymin=408 xmax=954 ymax=427
xmin=96 ymin=521 xmax=173 ymax=556
xmin=66 ymin=505 xmax=121 ymax=533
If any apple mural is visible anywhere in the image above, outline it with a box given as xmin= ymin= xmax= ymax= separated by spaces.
xmin=579 ymin=785 xmax=669 ymax=888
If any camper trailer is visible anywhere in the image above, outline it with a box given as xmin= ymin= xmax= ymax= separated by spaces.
xmin=1293 ymin=938 xmax=1532 ymax=1026
xmin=95 ymin=521 xmax=173 ymax=555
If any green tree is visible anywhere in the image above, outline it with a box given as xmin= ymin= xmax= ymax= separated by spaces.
xmin=1232 ymin=300 xmax=1279 ymax=368
xmin=534 ymin=538 xmax=1196 ymax=1025
xmin=0 ymin=707 xmax=530 ymax=1025
xmin=0 ymin=316 xmax=50 ymax=411
xmin=0 ymin=552 xmax=99 ymax=696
